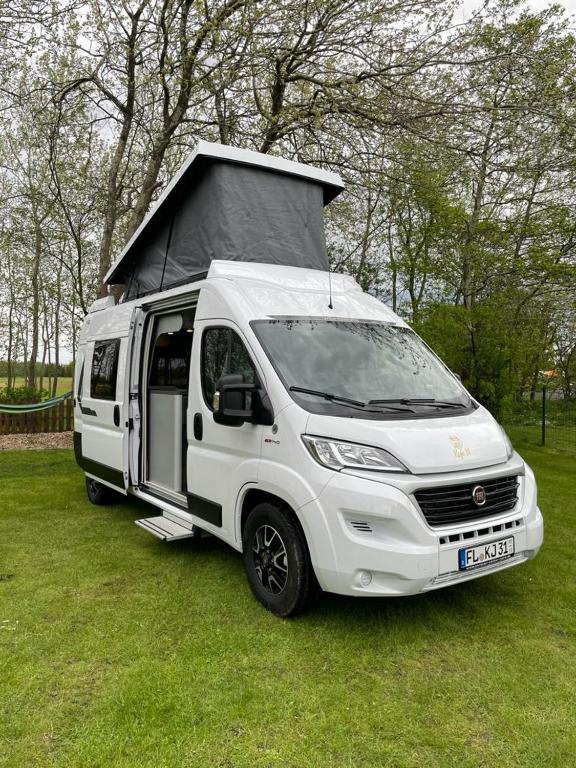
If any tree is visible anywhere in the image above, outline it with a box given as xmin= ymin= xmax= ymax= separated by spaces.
xmin=0 ymin=0 xmax=575 ymax=413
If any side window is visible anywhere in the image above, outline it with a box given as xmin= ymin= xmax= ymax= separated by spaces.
xmin=90 ymin=339 xmax=120 ymax=401
xmin=202 ymin=327 xmax=256 ymax=408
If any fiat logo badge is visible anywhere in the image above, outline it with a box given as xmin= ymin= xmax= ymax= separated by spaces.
xmin=472 ymin=485 xmax=486 ymax=506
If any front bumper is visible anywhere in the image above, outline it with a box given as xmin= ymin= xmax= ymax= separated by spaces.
xmin=297 ymin=459 xmax=543 ymax=597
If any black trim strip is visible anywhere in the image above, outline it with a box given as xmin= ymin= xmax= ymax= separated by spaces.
xmin=81 ymin=457 xmax=125 ymax=490
xmin=73 ymin=431 xmax=82 ymax=467
xmin=186 ymin=492 xmax=222 ymax=527
xmin=136 ymin=271 xmax=209 ymax=300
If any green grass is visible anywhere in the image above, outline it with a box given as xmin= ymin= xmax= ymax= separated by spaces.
xmin=507 ymin=425 xmax=575 ymax=455
xmin=0 ymin=442 xmax=574 ymax=767
xmin=0 ymin=376 xmax=73 ymax=397
xmin=504 ymin=399 xmax=576 ymax=456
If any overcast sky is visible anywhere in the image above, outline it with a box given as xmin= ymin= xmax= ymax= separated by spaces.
xmin=460 ymin=0 xmax=576 ymax=17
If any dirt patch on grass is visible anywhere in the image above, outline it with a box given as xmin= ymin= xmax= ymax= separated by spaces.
xmin=0 ymin=432 xmax=73 ymax=451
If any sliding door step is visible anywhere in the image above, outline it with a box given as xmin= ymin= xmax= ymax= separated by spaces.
xmin=135 ymin=515 xmax=198 ymax=541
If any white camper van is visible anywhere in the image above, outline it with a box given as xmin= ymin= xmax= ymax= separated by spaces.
xmin=74 ymin=142 xmax=543 ymax=616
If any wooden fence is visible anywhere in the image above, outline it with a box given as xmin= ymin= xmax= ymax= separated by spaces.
xmin=0 ymin=399 xmax=74 ymax=435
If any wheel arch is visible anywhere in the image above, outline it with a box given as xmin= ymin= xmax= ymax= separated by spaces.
xmin=236 ymin=483 xmax=339 ymax=586
xmin=240 ymin=488 xmax=307 ymax=545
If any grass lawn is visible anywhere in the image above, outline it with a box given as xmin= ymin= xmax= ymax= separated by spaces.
xmin=507 ymin=424 xmax=575 ymax=456
xmin=0 ymin=441 xmax=574 ymax=767
xmin=0 ymin=377 xmax=73 ymax=397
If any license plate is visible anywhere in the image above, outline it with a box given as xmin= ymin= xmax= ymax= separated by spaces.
xmin=458 ymin=536 xmax=515 ymax=571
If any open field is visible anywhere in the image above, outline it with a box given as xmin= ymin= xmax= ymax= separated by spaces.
xmin=0 ymin=377 xmax=73 ymax=397
xmin=0 ymin=441 xmax=574 ymax=768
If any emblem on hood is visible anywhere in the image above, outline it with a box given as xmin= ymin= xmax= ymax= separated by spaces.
xmin=449 ymin=435 xmax=471 ymax=460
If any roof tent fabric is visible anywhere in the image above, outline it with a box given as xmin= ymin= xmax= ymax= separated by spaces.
xmin=106 ymin=142 xmax=344 ymax=300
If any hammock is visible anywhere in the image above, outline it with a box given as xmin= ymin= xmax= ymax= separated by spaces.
xmin=0 ymin=391 xmax=73 ymax=414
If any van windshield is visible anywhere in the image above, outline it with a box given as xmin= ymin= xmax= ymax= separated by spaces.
xmin=251 ymin=318 xmax=473 ymax=419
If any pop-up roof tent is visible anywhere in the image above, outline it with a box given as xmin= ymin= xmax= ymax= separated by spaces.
xmin=105 ymin=141 xmax=344 ymax=301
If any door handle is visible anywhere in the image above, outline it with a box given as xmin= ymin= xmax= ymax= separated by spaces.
xmin=114 ymin=404 xmax=120 ymax=427
xmin=193 ymin=412 xmax=203 ymax=441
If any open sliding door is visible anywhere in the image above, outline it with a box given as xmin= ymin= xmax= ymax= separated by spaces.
xmin=139 ymin=300 xmax=197 ymax=506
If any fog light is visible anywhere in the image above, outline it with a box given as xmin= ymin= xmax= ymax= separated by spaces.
xmin=359 ymin=570 xmax=372 ymax=587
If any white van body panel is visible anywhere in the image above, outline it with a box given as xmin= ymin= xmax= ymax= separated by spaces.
xmin=201 ymin=261 xmax=405 ymax=325
xmin=305 ymin=405 xmax=509 ymax=476
xmin=80 ymin=301 xmax=134 ymax=342
xmin=74 ymin=261 xmax=543 ymax=598
xmin=186 ymin=317 xmax=266 ymax=543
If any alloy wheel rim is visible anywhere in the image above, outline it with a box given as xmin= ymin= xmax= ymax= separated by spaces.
xmin=252 ymin=524 xmax=288 ymax=594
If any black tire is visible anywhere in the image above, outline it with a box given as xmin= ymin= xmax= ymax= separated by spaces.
xmin=242 ymin=501 xmax=317 ymax=617
xmin=85 ymin=476 xmax=117 ymax=506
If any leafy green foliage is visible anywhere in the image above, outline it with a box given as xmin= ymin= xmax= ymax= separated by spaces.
xmin=416 ymin=288 xmax=558 ymax=415
xmin=0 ymin=386 xmax=48 ymax=404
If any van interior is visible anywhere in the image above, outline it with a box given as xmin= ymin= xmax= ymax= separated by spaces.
xmin=142 ymin=308 xmax=195 ymax=503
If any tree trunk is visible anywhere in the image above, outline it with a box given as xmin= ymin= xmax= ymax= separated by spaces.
xmin=52 ymin=267 xmax=61 ymax=397
xmin=387 ymin=221 xmax=398 ymax=313
xmin=26 ymin=218 xmax=42 ymax=389
xmin=7 ymin=280 xmax=14 ymax=390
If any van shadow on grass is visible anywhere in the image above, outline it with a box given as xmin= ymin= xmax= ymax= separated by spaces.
xmin=107 ymin=492 xmax=531 ymax=640
xmin=318 ymin=573 xmax=521 ymax=627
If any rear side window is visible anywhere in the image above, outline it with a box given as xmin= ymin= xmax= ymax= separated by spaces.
xmin=91 ymin=339 xmax=120 ymax=400
xmin=202 ymin=327 xmax=256 ymax=408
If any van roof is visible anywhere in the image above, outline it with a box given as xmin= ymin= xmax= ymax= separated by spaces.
xmin=82 ymin=262 xmax=403 ymax=343
xmin=203 ymin=262 xmax=402 ymax=325
xmin=104 ymin=142 xmax=344 ymax=289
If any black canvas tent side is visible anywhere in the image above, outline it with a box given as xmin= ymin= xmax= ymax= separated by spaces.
xmin=104 ymin=142 xmax=345 ymax=301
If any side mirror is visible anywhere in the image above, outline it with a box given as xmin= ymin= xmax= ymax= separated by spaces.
xmin=213 ymin=373 xmax=274 ymax=426
xmin=214 ymin=373 xmax=253 ymax=423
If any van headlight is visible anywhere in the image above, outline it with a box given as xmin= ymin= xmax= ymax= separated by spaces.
xmin=302 ymin=435 xmax=408 ymax=473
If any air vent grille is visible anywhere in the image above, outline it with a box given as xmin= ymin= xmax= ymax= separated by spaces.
xmin=348 ymin=520 xmax=373 ymax=534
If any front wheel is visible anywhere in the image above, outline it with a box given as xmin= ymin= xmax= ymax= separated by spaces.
xmin=242 ymin=502 xmax=317 ymax=617
xmin=85 ymin=476 xmax=117 ymax=506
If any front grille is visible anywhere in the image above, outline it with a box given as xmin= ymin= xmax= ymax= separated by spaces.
xmin=414 ymin=475 xmax=519 ymax=527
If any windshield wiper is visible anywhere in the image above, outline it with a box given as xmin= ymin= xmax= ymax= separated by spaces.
xmin=289 ymin=387 xmax=415 ymax=413
xmin=290 ymin=386 xmax=365 ymax=407
xmin=368 ymin=397 xmax=467 ymax=409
